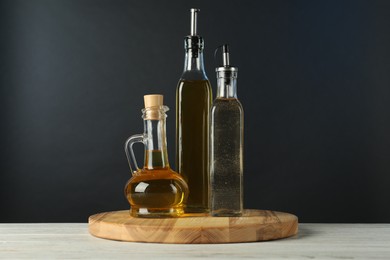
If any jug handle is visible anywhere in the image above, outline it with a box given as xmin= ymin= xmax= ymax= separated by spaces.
xmin=124 ymin=134 xmax=145 ymax=175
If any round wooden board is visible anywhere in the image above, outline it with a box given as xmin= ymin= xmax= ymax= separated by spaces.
xmin=88 ymin=209 xmax=298 ymax=244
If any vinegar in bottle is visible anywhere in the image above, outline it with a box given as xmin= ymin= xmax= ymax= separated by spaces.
xmin=210 ymin=45 xmax=244 ymax=217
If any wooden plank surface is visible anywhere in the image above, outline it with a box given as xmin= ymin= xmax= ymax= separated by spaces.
xmin=88 ymin=209 xmax=298 ymax=243
xmin=1 ymin=224 xmax=390 ymax=259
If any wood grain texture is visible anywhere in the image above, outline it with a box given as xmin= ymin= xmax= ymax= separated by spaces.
xmin=88 ymin=209 xmax=298 ymax=244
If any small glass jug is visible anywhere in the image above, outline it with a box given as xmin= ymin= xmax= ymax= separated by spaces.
xmin=124 ymin=95 xmax=188 ymax=218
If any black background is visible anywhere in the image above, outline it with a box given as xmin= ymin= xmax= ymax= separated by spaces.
xmin=1 ymin=0 xmax=389 ymax=223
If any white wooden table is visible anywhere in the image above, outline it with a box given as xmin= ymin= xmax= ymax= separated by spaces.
xmin=1 ymin=224 xmax=389 ymax=259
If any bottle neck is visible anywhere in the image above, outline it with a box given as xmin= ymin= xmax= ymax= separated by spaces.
xmin=217 ymin=76 xmax=237 ymax=98
xmin=181 ymin=49 xmax=208 ymax=80
xmin=143 ymin=118 xmax=170 ymax=170
xmin=184 ymin=48 xmax=205 ymax=71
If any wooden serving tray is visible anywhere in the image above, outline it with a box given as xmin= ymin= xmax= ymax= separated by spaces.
xmin=88 ymin=209 xmax=298 ymax=244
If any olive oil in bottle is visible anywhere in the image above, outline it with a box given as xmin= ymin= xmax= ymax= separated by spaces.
xmin=124 ymin=95 xmax=189 ymax=218
xmin=176 ymin=9 xmax=212 ymax=213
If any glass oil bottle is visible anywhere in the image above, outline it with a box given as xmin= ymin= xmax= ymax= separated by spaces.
xmin=210 ymin=45 xmax=244 ymax=217
xmin=124 ymin=95 xmax=189 ymax=218
xmin=176 ymin=9 xmax=212 ymax=213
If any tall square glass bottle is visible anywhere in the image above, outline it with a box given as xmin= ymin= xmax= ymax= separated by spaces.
xmin=176 ymin=9 xmax=212 ymax=213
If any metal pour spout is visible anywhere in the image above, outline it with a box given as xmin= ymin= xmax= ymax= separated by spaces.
xmin=190 ymin=8 xmax=200 ymax=36
xmin=222 ymin=44 xmax=230 ymax=67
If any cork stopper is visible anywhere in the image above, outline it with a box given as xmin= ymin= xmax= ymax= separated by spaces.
xmin=143 ymin=94 xmax=167 ymax=120
xmin=144 ymin=94 xmax=163 ymax=108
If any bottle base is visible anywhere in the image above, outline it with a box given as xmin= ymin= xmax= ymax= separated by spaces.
xmin=130 ymin=207 xmax=184 ymax=218
xmin=211 ymin=209 xmax=242 ymax=217
xmin=184 ymin=206 xmax=210 ymax=214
